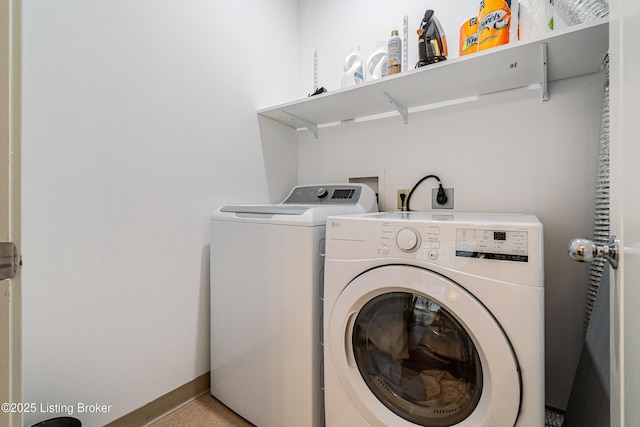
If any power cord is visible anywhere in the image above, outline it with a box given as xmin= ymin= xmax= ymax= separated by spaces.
xmin=404 ymin=174 xmax=447 ymax=211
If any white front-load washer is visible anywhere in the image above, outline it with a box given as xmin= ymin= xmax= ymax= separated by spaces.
xmin=323 ymin=212 xmax=544 ymax=427
xmin=210 ymin=184 xmax=377 ymax=427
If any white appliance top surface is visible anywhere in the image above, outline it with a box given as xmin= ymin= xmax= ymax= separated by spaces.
xmin=330 ymin=211 xmax=541 ymax=226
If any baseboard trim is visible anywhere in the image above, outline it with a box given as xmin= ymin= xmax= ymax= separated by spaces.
xmin=104 ymin=372 xmax=210 ymax=427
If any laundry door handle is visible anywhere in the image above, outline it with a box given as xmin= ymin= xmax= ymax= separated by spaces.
xmin=568 ymin=236 xmax=619 ymax=269
xmin=344 ymin=312 xmax=357 ymax=368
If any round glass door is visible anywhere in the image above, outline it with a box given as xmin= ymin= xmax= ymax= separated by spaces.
xmin=352 ymin=292 xmax=482 ymax=426
xmin=329 ymin=265 xmax=521 ymax=426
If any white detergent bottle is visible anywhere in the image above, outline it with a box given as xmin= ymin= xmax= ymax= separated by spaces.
xmin=366 ymin=46 xmax=388 ymax=81
xmin=341 ymin=46 xmax=364 ymax=88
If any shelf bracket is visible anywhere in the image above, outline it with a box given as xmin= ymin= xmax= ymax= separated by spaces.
xmin=383 ymin=91 xmax=409 ymax=124
xmin=281 ymin=110 xmax=319 ymax=138
xmin=541 ymin=43 xmax=549 ymax=102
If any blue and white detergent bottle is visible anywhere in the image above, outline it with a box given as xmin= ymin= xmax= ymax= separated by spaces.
xmin=341 ymin=46 xmax=364 ymax=88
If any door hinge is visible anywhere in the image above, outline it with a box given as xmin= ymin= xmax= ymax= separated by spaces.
xmin=0 ymin=242 xmax=18 ymax=280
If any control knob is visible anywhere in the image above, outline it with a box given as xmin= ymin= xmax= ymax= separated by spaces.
xmin=316 ymin=188 xmax=329 ymax=199
xmin=396 ymin=228 xmax=421 ymax=252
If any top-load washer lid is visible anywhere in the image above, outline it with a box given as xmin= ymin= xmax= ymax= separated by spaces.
xmin=220 ymin=205 xmax=310 ymax=215
xmin=219 ymin=184 xmax=371 ymax=215
xmin=212 ymin=184 xmax=379 ymax=226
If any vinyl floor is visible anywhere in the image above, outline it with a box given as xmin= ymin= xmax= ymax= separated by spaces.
xmin=149 ymin=393 xmax=253 ymax=427
xmin=149 ymin=393 xmax=565 ymax=427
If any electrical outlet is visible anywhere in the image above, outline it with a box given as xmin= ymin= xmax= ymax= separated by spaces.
xmin=432 ymin=188 xmax=454 ymax=209
xmin=396 ymin=188 xmax=409 ymax=210
xmin=397 ymin=189 xmax=410 ymax=210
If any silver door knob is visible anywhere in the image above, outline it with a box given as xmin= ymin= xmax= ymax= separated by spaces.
xmin=568 ymin=236 xmax=619 ymax=269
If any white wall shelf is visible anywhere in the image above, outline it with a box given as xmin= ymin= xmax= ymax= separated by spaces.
xmin=258 ymin=18 xmax=608 ymax=137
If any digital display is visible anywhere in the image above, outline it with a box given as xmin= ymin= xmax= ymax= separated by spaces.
xmin=456 ymin=229 xmax=529 ymax=262
xmin=332 ymin=189 xmax=355 ymax=199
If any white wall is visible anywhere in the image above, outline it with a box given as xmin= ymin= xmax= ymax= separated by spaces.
xmin=297 ymin=0 xmax=603 ymax=410
xmin=21 ymin=1 xmax=298 ymax=426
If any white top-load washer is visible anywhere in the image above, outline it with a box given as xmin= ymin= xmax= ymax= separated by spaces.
xmin=323 ymin=212 xmax=544 ymax=427
xmin=210 ymin=184 xmax=377 ymax=427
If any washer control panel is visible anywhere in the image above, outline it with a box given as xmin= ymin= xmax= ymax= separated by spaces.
xmin=327 ymin=212 xmax=542 ymax=286
xmin=283 ymin=185 xmax=362 ymax=205
xmin=378 ymin=220 xmax=529 ymax=264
